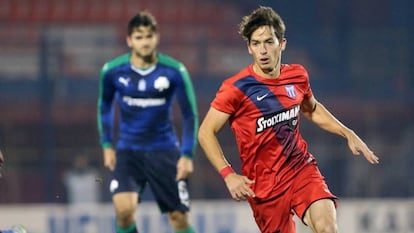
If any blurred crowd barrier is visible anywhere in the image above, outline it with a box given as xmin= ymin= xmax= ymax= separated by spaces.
xmin=1 ymin=199 xmax=414 ymax=233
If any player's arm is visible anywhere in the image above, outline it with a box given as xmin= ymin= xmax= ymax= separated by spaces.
xmin=97 ymin=66 xmax=117 ymax=171
xmin=198 ymin=107 xmax=230 ymax=171
xmin=198 ymin=107 xmax=255 ymax=201
xmin=175 ymin=64 xmax=199 ymax=159
xmin=175 ymin=64 xmax=199 ymax=180
xmin=301 ymin=96 xmax=379 ymax=164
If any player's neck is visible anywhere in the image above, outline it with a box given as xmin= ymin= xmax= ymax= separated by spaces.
xmin=253 ymin=64 xmax=281 ymax=79
xmin=130 ymin=52 xmax=157 ymax=69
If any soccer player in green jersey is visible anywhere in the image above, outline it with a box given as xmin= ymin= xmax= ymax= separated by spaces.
xmin=97 ymin=12 xmax=198 ymax=233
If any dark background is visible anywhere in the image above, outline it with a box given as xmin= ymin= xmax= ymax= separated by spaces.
xmin=0 ymin=0 xmax=413 ymax=203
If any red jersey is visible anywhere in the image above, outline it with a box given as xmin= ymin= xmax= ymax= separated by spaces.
xmin=212 ymin=64 xmax=317 ymax=201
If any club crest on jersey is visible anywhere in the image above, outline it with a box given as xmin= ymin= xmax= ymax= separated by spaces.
xmin=285 ymin=85 xmax=296 ymax=99
xmin=154 ymin=76 xmax=170 ymax=91
xmin=118 ymin=76 xmax=130 ymax=87
xmin=138 ymin=79 xmax=146 ymax=91
xmin=256 ymin=105 xmax=300 ymax=133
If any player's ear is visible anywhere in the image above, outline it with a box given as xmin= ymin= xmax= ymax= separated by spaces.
xmin=126 ymin=36 xmax=132 ymax=48
xmin=154 ymin=32 xmax=160 ymax=45
xmin=247 ymin=41 xmax=252 ymax=54
xmin=280 ymin=38 xmax=287 ymax=51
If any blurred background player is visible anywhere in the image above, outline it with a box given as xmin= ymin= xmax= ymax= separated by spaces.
xmin=0 ymin=151 xmax=27 ymax=233
xmin=63 ymin=151 xmax=101 ymax=204
xmin=198 ymin=6 xmax=379 ymax=233
xmin=97 ymin=12 xmax=198 ymax=233
xmin=0 ymin=225 xmax=27 ymax=233
xmin=0 ymin=149 xmax=3 ymax=178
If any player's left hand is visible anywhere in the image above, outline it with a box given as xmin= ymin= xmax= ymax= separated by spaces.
xmin=176 ymin=156 xmax=193 ymax=181
xmin=346 ymin=130 xmax=379 ymax=164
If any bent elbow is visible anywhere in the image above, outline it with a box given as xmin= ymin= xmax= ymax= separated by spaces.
xmin=197 ymin=125 xmax=207 ymax=144
xmin=197 ymin=124 xmax=214 ymax=147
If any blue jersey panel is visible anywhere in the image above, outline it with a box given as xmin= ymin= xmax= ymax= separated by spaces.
xmin=98 ymin=53 xmax=198 ymax=156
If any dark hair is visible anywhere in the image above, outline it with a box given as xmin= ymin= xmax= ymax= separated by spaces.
xmin=239 ymin=6 xmax=286 ymax=42
xmin=128 ymin=12 xmax=158 ymax=35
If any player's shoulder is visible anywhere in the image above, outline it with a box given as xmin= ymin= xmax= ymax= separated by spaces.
xmin=282 ymin=63 xmax=307 ymax=73
xmin=281 ymin=63 xmax=309 ymax=80
xmin=157 ymin=52 xmax=186 ymax=72
xmin=101 ymin=53 xmax=130 ymax=74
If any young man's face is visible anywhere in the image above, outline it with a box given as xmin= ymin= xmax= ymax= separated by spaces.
xmin=127 ymin=26 xmax=159 ymax=59
xmin=248 ymin=25 xmax=286 ymax=74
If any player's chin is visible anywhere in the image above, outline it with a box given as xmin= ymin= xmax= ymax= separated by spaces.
xmin=260 ymin=64 xmax=273 ymax=72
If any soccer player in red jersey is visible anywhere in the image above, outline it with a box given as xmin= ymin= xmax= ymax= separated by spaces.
xmin=198 ymin=6 xmax=379 ymax=233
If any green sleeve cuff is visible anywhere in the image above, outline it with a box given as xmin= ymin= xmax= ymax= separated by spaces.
xmin=181 ymin=154 xmax=193 ymax=160
xmin=102 ymin=142 xmax=113 ymax=149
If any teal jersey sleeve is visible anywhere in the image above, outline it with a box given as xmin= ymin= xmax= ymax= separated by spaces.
xmin=97 ymin=53 xmax=130 ymax=148
xmin=158 ymin=54 xmax=199 ymax=158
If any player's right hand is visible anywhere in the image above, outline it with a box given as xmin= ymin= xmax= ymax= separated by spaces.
xmin=103 ymin=148 xmax=116 ymax=171
xmin=224 ymin=173 xmax=255 ymax=201
xmin=345 ymin=130 xmax=379 ymax=164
